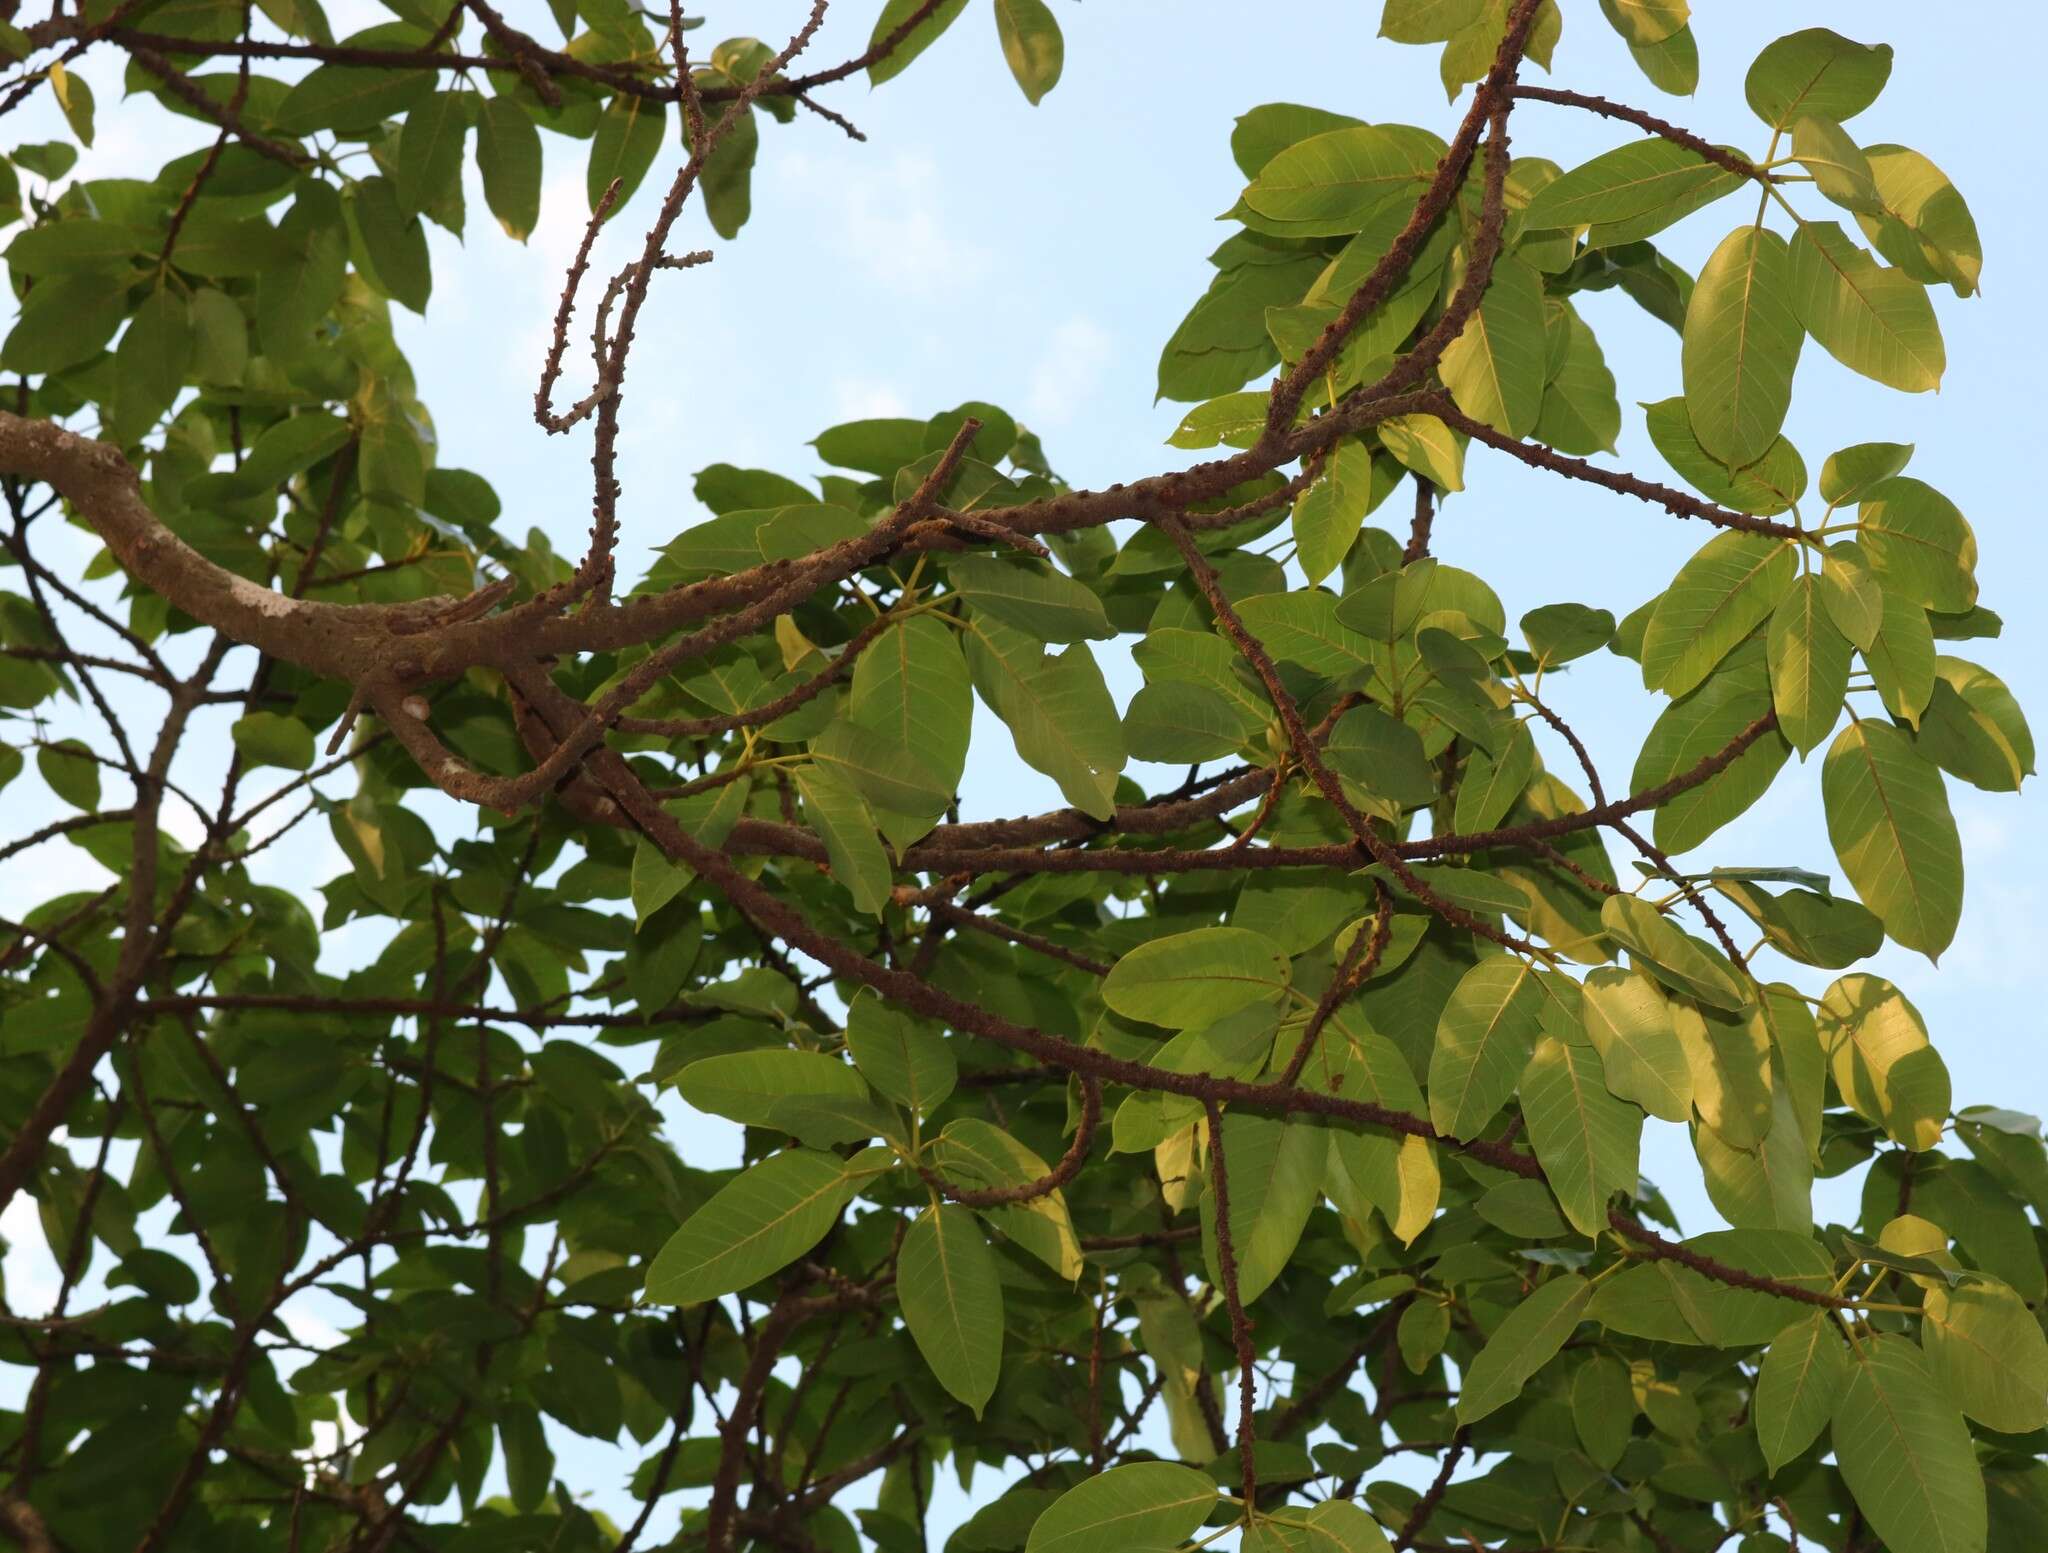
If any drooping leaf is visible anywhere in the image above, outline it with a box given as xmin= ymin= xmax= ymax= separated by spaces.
xmin=1831 ymin=1336 xmax=1987 ymax=1553
xmin=644 ymin=1149 xmax=855 ymax=1304
xmin=1755 ymin=1313 xmax=1851 ymax=1473
xmin=1579 ymin=967 xmax=1692 ymax=1122
xmin=994 ymin=0 xmax=1064 ymax=104
xmin=1640 ymin=531 xmax=1798 ymax=700
xmin=898 ymin=1205 xmax=1004 ymax=1417
xmin=1790 ymin=221 xmax=1945 ymax=393
xmin=1103 ymin=927 xmax=1289 ymax=1030
xmin=1520 ymin=1035 xmax=1643 ymax=1237
xmin=1822 ymin=721 xmax=1964 ymax=958
xmin=1681 ymin=226 xmax=1804 ymax=468
xmin=1455 ymin=1273 xmax=1591 ymax=1423
xmin=1025 ymin=1463 xmax=1219 ymax=1553
xmin=1428 ymin=955 xmax=1545 ymax=1140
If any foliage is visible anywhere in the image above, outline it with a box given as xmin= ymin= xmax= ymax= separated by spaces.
xmin=0 ymin=2 xmax=2037 ymax=1552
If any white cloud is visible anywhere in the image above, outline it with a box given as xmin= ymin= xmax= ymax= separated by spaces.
xmin=828 ymin=377 xmax=912 ymax=421
xmin=1025 ymin=316 xmax=1113 ymax=428
xmin=783 ymin=150 xmax=990 ymax=296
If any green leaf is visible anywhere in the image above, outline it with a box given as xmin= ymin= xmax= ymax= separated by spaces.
xmin=899 ymin=1204 xmax=1003 ymax=1417
xmin=1326 ymin=703 xmax=1438 ymax=809
xmin=1396 ymin=1297 xmax=1449 ymax=1373
xmin=1698 ymin=1079 xmax=1812 ymax=1231
xmin=499 ymin=1404 xmax=553 ymax=1513
xmin=1455 ymin=1273 xmax=1591 ymax=1423
xmin=256 ymin=205 xmax=346 ymax=362
xmin=1857 ymin=476 xmax=1977 ymax=613
xmin=1622 ymin=22 xmax=1699 ymax=96
xmin=228 ymin=411 xmax=353 ymax=495
xmin=845 ymin=990 xmax=956 ymax=1115
xmin=588 ymin=92 xmax=666 ymax=215
xmin=1572 ymin=1353 xmax=1635 ymax=1470
xmin=1453 ymin=723 xmax=1534 ymax=835
xmin=112 ymin=284 xmax=193 ymax=438
xmin=1745 ymin=28 xmax=1893 ymax=130
xmin=1831 ymin=1336 xmax=1986 ymax=1553
xmin=274 ymin=62 xmax=430 ymax=133
xmin=1767 ymin=575 xmax=1853 ymax=756
xmin=1672 ymin=998 xmax=1774 ymax=1148
xmin=645 ymin=1149 xmax=855 ymax=1304
xmin=350 ymin=175 xmax=430 ymax=314
xmin=812 ymin=717 xmax=953 ymax=817
xmin=1790 ymin=115 xmax=1880 ymax=214
xmin=6 ymin=220 xmax=149 ymax=275
xmin=848 ymin=614 xmax=975 ymax=800
xmin=699 ymin=101 xmax=758 ymax=239
xmin=1302 ymin=1500 xmax=1394 ymax=1553
xmin=792 ymin=764 xmax=891 ymax=917
xmin=1819 ymin=974 xmax=1951 ymax=1150
xmin=1520 ymin=603 xmax=1614 ymax=666
xmin=1713 ymin=880 xmax=1883 ymax=970
xmin=1640 ymin=531 xmax=1797 ymax=699
xmin=994 ymin=0 xmax=1063 ymax=104
xmin=1200 ymin=1110 xmax=1324 ymax=1307
xmin=675 ymin=1050 xmax=892 ymax=1147
xmin=1641 ymin=396 xmax=1806 ymax=518
xmin=1440 ymin=255 xmax=1547 ymax=439
xmin=1921 ymin=1281 xmax=2048 ymax=1434
xmin=1855 ymin=143 xmax=1981 ymax=297
xmin=1535 ymin=302 xmax=1621 ymax=455
xmin=1790 ymin=221 xmax=1944 ymax=393
xmin=1167 ymin=391 xmax=1268 ymax=450
xmin=963 ymin=614 xmax=1124 ymax=820
xmin=1818 ymin=543 xmax=1883 ymax=649
xmin=1520 ymin=1035 xmax=1642 ymax=1237
xmin=1377 ymin=413 xmax=1465 ymax=492
xmin=1125 ymin=681 xmax=1256 ymax=762
xmin=1579 ymin=967 xmax=1692 ymax=1123
xmin=1103 ymin=927 xmax=1288 ymax=1030
xmin=1293 ymin=439 xmax=1380 ymax=584
xmin=395 ymin=90 xmax=468 ymax=216
xmin=1380 ymin=0 xmax=1484 ymax=44
xmin=1682 ymin=227 xmax=1803 ymax=467
xmin=1822 ymin=720 xmax=1963 ymax=958
xmin=1237 ymin=591 xmax=1375 ymax=677
xmin=932 ymin=1120 xmax=1081 ymax=1278
xmin=1428 ymin=955 xmax=1545 ymax=1140
xmin=1632 ymin=639 xmax=1792 ymax=854
xmin=1524 ymin=139 xmax=1738 ymax=237
xmin=1821 ymin=441 xmax=1914 ymax=506
xmin=630 ymin=777 xmax=750 ymax=925
xmin=813 ymin=417 xmax=926 ymax=475
xmin=1597 ymin=0 xmax=1689 ymax=47
xmin=1755 ymin=1313 xmax=1850 ymax=1473
xmin=868 ymin=0 xmax=969 ymax=86
xmin=1601 ymin=895 xmax=1749 ymax=1011
xmin=1241 ymin=125 xmax=1442 ymax=236
xmin=477 ymin=96 xmax=542 ymax=242
xmin=1026 ymin=1463 xmax=1218 ymax=1553
xmin=1918 ymin=657 xmax=2034 ymax=792
xmin=49 ymin=62 xmax=94 ymax=146
xmin=231 ymin=711 xmax=315 ymax=773
xmin=36 ymin=739 xmax=99 ymax=811
xmin=947 ymin=555 xmax=1113 ymax=642
xmin=188 ymin=286 xmax=247 ymax=386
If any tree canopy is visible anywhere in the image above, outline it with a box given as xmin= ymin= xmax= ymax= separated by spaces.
xmin=0 ymin=2 xmax=2039 ymax=1552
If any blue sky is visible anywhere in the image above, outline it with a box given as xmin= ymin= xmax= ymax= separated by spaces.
xmin=2 ymin=0 xmax=2044 ymax=1537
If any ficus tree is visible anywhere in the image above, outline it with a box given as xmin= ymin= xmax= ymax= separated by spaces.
xmin=0 ymin=0 xmax=2037 ymax=1550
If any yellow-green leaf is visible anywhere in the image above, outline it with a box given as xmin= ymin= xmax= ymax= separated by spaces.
xmin=1682 ymin=226 xmax=1803 ymax=467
